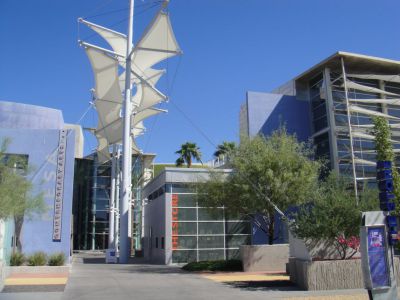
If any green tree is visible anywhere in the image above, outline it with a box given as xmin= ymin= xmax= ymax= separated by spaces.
xmin=175 ymin=142 xmax=202 ymax=168
xmin=213 ymin=141 xmax=236 ymax=160
xmin=372 ymin=116 xmax=400 ymax=211
xmin=289 ymin=173 xmax=378 ymax=259
xmin=0 ymin=138 xmax=46 ymax=251
xmin=198 ymin=128 xmax=321 ymax=244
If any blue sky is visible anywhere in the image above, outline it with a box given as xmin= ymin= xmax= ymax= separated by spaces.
xmin=1 ymin=0 xmax=400 ymax=163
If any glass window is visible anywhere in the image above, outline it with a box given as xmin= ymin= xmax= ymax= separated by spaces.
xmin=95 ymin=200 xmax=109 ymax=211
xmin=171 ymin=183 xmax=195 ymax=193
xmin=173 ymin=222 xmax=197 ymax=235
xmin=198 ymin=222 xmax=223 ymax=234
xmin=226 ymin=235 xmax=251 ymax=248
xmin=226 ymin=249 xmax=240 ymax=260
xmin=198 ymin=250 xmax=224 ymax=261
xmin=93 ymin=221 xmax=109 ymax=233
xmin=226 ymin=222 xmax=251 ymax=234
xmin=198 ymin=208 xmax=223 ymax=221
xmin=172 ymin=194 xmax=197 ymax=207
xmin=198 ymin=236 xmax=224 ymax=248
xmin=172 ymin=250 xmax=197 ymax=263
xmin=175 ymin=208 xmax=197 ymax=221
xmin=173 ymin=236 xmax=197 ymax=249
xmin=95 ymin=210 xmax=109 ymax=222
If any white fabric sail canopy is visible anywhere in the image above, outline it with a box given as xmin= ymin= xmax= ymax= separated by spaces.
xmin=79 ymin=19 xmax=126 ymax=56
xmin=96 ymin=107 xmax=165 ymax=145
xmin=85 ymin=47 xmax=122 ymax=126
xmin=132 ymin=11 xmax=181 ymax=73
xmin=80 ymin=2 xmax=181 ymax=163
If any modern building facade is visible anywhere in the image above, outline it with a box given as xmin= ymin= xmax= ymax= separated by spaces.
xmin=241 ymin=52 xmax=400 ymax=188
xmin=72 ymin=153 xmax=155 ymax=252
xmin=0 ymin=101 xmax=82 ymax=262
xmin=142 ymin=167 xmax=287 ymax=264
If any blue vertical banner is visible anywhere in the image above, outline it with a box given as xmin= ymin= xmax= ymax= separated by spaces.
xmin=368 ymin=227 xmax=390 ymax=288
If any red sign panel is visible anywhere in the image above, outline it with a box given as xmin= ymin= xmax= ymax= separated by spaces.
xmin=172 ymin=194 xmax=179 ymax=250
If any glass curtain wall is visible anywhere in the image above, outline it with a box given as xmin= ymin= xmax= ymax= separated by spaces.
xmin=90 ymin=158 xmax=111 ymax=250
xmin=318 ymin=66 xmax=400 ymax=187
xmin=169 ymin=184 xmax=251 ymax=264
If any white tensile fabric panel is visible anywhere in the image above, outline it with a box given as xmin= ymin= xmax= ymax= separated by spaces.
xmin=133 ymin=121 xmax=145 ymax=137
xmin=132 ymin=12 xmax=181 ymax=72
xmin=95 ymin=132 xmax=111 ymax=164
xmin=96 ymin=118 xmax=123 ymax=145
xmin=344 ymin=80 xmax=400 ymax=96
xmin=348 ymin=105 xmax=400 ymax=120
xmin=349 ymin=98 xmax=400 ymax=106
xmin=347 ymin=74 xmax=400 ymax=84
xmin=136 ymin=83 xmax=167 ymax=110
xmin=85 ymin=48 xmax=122 ymax=127
xmin=133 ymin=107 xmax=165 ymax=126
xmin=84 ymin=20 xmax=126 ymax=56
xmin=96 ymin=108 xmax=164 ymax=144
xmin=119 ymin=68 xmax=165 ymax=91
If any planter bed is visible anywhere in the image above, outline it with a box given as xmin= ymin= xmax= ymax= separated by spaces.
xmin=289 ymin=256 xmax=400 ymax=290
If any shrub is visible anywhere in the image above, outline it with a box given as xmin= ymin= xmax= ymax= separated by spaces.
xmin=10 ymin=252 xmax=25 ymax=266
xmin=48 ymin=252 xmax=65 ymax=266
xmin=27 ymin=251 xmax=47 ymax=266
xmin=182 ymin=260 xmax=243 ymax=272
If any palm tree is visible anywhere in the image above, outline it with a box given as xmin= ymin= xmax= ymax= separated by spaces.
xmin=175 ymin=142 xmax=202 ymax=168
xmin=214 ymin=141 xmax=236 ymax=160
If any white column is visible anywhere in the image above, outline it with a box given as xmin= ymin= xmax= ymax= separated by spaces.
xmin=120 ymin=0 xmax=135 ymax=264
xmin=108 ymin=144 xmax=117 ymax=249
xmin=115 ymin=147 xmax=121 ymax=253
xmin=341 ymin=57 xmax=359 ymax=202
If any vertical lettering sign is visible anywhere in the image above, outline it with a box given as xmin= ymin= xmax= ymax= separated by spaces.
xmin=172 ymin=194 xmax=179 ymax=250
xmin=52 ymin=129 xmax=67 ymax=242
xmin=368 ymin=227 xmax=390 ymax=288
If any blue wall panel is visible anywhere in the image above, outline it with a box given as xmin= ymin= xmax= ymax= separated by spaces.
xmin=247 ymin=91 xmax=311 ymax=142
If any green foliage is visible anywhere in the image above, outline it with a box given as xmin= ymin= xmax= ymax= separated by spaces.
xmin=27 ymin=251 xmax=47 ymax=266
xmin=0 ymin=138 xmax=46 ymax=220
xmin=198 ymin=128 xmax=321 ymax=244
xmin=372 ymin=117 xmax=394 ymax=161
xmin=214 ymin=141 xmax=236 ymax=159
xmin=175 ymin=142 xmax=202 ymax=168
xmin=182 ymin=260 xmax=243 ymax=272
xmin=289 ymin=173 xmax=379 ymax=259
xmin=48 ymin=252 xmax=66 ymax=266
xmin=372 ymin=116 xmax=400 ymax=212
xmin=10 ymin=251 xmax=25 ymax=266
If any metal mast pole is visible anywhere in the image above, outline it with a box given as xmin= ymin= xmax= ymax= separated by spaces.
xmin=108 ymin=144 xmax=117 ymax=249
xmin=120 ymin=0 xmax=135 ymax=264
xmin=115 ymin=147 xmax=121 ymax=253
xmin=341 ymin=57 xmax=359 ymax=202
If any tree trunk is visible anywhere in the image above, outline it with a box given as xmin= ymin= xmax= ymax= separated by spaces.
xmin=268 ymin=214 xmax=275 ymax=245
xmin=14 ymin=215 xmax=24 ymax=252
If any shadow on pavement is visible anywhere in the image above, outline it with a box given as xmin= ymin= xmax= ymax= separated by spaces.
xmin=222 ymin=280 xmax=301 ymax=292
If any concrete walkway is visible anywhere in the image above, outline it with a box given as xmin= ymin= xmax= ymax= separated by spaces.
xmin=61 ymin=253 xmax=370 ymax=300
xmin=0 ymin=253 xmax=373 ymax=300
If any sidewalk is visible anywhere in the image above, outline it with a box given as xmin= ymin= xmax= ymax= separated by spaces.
xmin=0 ymin=253 xmax=377 ymax=300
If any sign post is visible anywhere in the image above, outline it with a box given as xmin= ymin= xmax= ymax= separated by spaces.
xmin=360 ymin=161 xmax=398 ymax=299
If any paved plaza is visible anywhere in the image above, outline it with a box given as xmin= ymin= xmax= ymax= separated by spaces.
xmin=0 ymin=253 xmax=373 ymax=300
